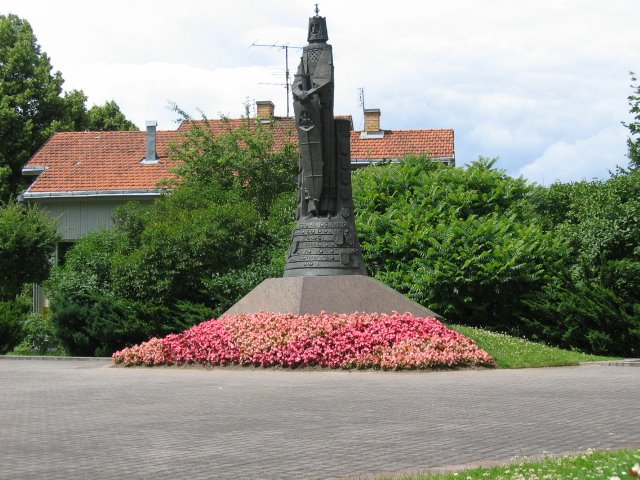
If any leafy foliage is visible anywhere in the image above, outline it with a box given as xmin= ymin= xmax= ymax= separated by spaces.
xmin=0 ymin=14 xmax=82 ymax=200
xmin=46 ymin=111 xmax=297 ymax=355
xmin=167 ymin=110 xmax=298 ymax=216
xmin=46 ymin=228 xmax=127 ymax=301
xmin=623 ymin=72 xmax=640 ymax=169
xmin=85 ymin=100 xmax=138 ymax=132
xmin=0 ymin=14 xmax=137 ymax=201
xmin=353 ymin=156 xmax=563 ymax=331
xmin=109 ymin=188 xmax=264 ymax=306
xmin=50 ymin=293 xmax=215 ymax=357
xmin=11 ymin=312 xmax=59 ymax=355
xmin=0 ymin=300 xmax=29 ymax=354
xmin=527 ymin=171 xmax=640 ymax=356
xmin=0 ymin=201 xmax=59 ymax=301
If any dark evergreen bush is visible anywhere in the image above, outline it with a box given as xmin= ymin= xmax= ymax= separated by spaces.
xmin=524 ymin=280 xmax=639 ymax=356
xmin=0 ymin=300 xmax=28 ymax=353
xmin=525 ymin=170 xmax=640 ymax=355
xmin=50 ymin=294 xmax=215 ymax=357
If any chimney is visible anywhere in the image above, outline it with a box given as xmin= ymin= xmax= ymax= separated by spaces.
xmin=144 ymin=121 xmax=158 ymax=163
xmin=364 ymin=108 xmax=381 ymax=133
xmin=256 ymin=101 xmax=275 ymax=122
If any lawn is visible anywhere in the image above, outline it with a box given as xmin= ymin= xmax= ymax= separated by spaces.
xmin=385 ymin=448 xmax=640 ymax=480
xmin=449 ymin=324 xmax=620 ymax=368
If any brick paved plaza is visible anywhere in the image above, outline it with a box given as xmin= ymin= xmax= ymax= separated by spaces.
xmin=1 ymin=358 xmax=639 ymax=479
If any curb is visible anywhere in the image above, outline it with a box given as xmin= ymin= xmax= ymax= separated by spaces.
xmin=580 ymin=359 xmax=640 ymax=367
xmin=0 ymin=355 xmax=112 ymax=362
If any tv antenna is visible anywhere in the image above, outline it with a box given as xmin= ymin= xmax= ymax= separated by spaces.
xmin=250 ymin=42 xmax=303 ymax=117
xmin=358 ymin=87 xmax=366 ymax=128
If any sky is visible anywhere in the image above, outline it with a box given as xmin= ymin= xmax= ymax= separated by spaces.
xmin=3 ymin=0 xmax=638 ymax=184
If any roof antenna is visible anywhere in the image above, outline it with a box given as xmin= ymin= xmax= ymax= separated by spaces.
xmin=250 ymin=42 xmax=303 ymax=117
xmin=358 ymin=87 xmax=366 ymax=129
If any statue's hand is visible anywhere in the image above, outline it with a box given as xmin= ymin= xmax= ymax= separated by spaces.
xmin=296 ymin=90 xmax=309 ymax=102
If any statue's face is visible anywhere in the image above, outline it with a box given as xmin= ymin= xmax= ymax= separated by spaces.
xmin=308 ymin=17 xmax=328 ymax=42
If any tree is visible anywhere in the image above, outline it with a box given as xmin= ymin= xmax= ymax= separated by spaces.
xmin=0 ymin=201 xmax=59 ymax=301
xmin=0 ymin=14 xmax=137 ymax=202
xmin=0 ymin=15 xmax=81 ymax=200
xmin=168 ymin=110 xmax=298 ymax=216
xmin=623 ymin=72 xmax=640 ymax=169
xmin=85 ymin=100 xmax=138 ymax=132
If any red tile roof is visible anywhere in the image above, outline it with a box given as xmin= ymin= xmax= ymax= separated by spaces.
xmin=23 ymin=118 xmax=454 ymax=195
xmin=23 ymin=131 xmax=181 ymax=195
xmin=351 ymin=129 xmax=454 ymax=161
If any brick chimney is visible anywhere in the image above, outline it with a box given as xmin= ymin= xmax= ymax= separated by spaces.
xmin=256 ymin=101 xmax=275 ymax=122
xmin=364 ymin=108 xmax=381 ymax=133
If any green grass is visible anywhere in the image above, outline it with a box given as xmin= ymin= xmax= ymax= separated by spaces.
xmin=449 ymin=324 xmax=620 ymax=368
xmin=386 ymin=448 xmax=640 ymax=479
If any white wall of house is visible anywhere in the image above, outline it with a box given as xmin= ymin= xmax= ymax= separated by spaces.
xmin=28 ymin=196 xmax=157 ymax=241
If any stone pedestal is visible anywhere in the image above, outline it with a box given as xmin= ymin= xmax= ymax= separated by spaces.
xmin=222 ymin=275 xmax=441 ymax=319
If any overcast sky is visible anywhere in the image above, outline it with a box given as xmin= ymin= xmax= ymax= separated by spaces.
xmin=3 ymin=0 xmax=638 ymax=184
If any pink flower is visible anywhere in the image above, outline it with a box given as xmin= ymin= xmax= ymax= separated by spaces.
xmin=112 ymin=312 xmax=495 ymax=370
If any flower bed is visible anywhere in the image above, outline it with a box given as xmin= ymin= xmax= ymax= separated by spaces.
xmin=112 ymin=312 xmax=495 ymax=370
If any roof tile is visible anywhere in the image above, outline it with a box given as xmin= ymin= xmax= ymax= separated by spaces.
xmin=24 ymin=119 xmax=454 ymax=194
xmin=351 ymin=129 xmax=454 ymax=160
xmin=25 ymin=131 xmax=181 ymax=193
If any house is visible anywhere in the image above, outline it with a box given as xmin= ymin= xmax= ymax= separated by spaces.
xmin=352 ymin=108 xmax=455 ymax=167
xmin=20 ymin=100 xmax=454 ymax=312
xmin=177 ymin=101 xmax=455 ymax=168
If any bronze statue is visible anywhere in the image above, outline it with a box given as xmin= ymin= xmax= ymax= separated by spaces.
xmin=291 ymin=13 xmax=334 ymax=218
xmin=284 ymin=10 xmax=367 ymax=277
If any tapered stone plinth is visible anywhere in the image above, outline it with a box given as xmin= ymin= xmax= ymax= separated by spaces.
xmin=221 ymin=275 xmax=442 ymax=319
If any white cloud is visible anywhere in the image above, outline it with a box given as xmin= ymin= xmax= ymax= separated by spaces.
xmin=517 ymin=127 xmax=628 ymax=184
xmin=2 ymin=0 xmax=639 ymax=182
xmin=64 ymin=62 xmax=291 ymax=129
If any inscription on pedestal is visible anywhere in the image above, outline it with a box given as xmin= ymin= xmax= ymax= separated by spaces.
xmin=285 ymin=216 xmax=366 ymax=275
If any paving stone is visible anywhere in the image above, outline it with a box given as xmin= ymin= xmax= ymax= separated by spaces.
xmin=0 ymin=358 xmax=639 ymax=479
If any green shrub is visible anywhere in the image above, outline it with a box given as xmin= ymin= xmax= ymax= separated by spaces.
xmin=0 ymin=202 xmax=59 ymax=300
xmin=46 ymin=114 xmax=298 ymax=329
xmin=45 ymin=229 xmax=126 ymax=302
xmin=353 ymin=156 xmax=564 ymax=331
xmin=526 ymin=280 xmax=639 ymax=356
xmin=50 ymin=293 xmax=214 ymax=357
xmin=11 ymin=312 xmax=60 ymax=355
xmin=109 ymin=191 xmax=265 ymax=306
xmin=0 ymin=300 xmax=28 ymax=353
xmin=527 ymin=171 xmax=640 ymax=355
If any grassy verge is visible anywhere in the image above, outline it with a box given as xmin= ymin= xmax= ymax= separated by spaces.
xmin=449 ymin=324 xmax=620 ymax=368
xmin=386 ymin=448 xmax=640 ymax=479
xmin=5 ymin=350 xmax=67 ymax=357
